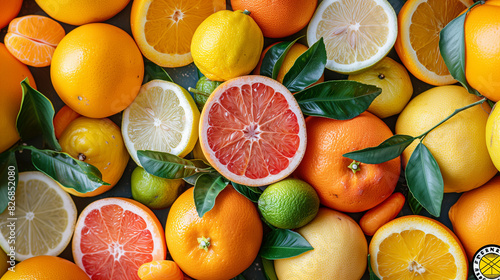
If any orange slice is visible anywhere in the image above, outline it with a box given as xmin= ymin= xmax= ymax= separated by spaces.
xmin=130 ymin=0 xmax=226 ymax=67
xmin=72 ymin=198 xmax=166 ymax=280
xmin=395 ymin=0 xmax=473 ymax=85
xmin=369 ymin=215 xmax=468 ymax=280
xmin=4 ymin=15 xmax=65 ymax=67
xmin=199 ymin=75 xmax=307 ymax=187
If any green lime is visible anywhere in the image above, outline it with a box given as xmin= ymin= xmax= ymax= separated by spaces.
xmin=131 ymin=167 xmax=185 ymax=209
xmin=193 ymin=75 xmax=222 ymax=111
xmin=258 ymin=178 xmax=320 ymax=229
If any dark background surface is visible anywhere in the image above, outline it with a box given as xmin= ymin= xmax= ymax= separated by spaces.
xmin=0 ymin=0 xmax=467 ymax=279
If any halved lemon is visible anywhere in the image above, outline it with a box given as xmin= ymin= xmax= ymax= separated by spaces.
xmin=307 ymin=0 xmax=397 ymax=74
xmin=122 ymin=80 xmax=200 ymax=166
xmin=0 ymin=171 xmax=77 ymax=261
xmin=369 ymin=215 xmax=468 ymax=279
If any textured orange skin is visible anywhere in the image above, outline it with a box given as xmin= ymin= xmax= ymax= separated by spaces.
xmin=465 ymin=0 xmax=500 ymax=101
xmin=230 ymin=0 xmax=317 ymax=38
xmin=0 ymin=0 xmax=22 ymax=29
xmin=449 ymin=176 xmax=500 ymax=261
xmin=165 ymin=187 xmax=263 ymax=280
xmin=359 ymin=192 xmax=405 ymax=236
xmin=53 ymin=105 xmax=81 ymax=139
xmin=294 ymin=112 xmax=401 ymax=213
xmin=137 ymin=260 xmax=183 ymax=280
xmin=1 ymin=256 xmax=90 ymax=280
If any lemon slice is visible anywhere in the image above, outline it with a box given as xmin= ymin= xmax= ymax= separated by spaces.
xmin=0 ymin=171 xmax=77 ymax=261
xmin=122 ymin=79 xmax=200 ymax=166
xmin=307 ymin=0 xmax=397 ymax=74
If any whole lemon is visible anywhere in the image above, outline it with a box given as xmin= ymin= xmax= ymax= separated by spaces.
xmin=191 ymin=10 xmax=263 ymax=81
xmin=396 ymin=85 xmax=496 ymax=193
xmin=274 ymin=208 xmax=367 ymax=280
xmin=485 ymin=100 xmax=500 ymax=170
xmin=51 ymin=23 xmax=144 ymax=118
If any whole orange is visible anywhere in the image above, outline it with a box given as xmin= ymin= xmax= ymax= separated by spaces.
xmin=230 ymin=0 xmax=317 ymax=38
xmin=0 ymin=255 xmax=90 ymax=280
xmin=294 ymin=112 xmax=401 ymax=213
xmin=0 ymin=42 xmax=36 ymax=154
xmin=465 ymin=0 xmax=500 ymax=101
xmin=449 ymin=176 xmax=500 ymax=260
xmin=0 ymin=0 xmax=22 ymax=29
xmin=53 ymin=105 xmax=81 ymax=139
xmin=165 ymin=186 xmax=263 ymax=280
xmin=51 ymin=23 xmax=144 ymax=118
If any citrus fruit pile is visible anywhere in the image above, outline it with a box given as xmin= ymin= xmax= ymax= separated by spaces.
xmin=2 ymin=0 xmax=500 ymax=279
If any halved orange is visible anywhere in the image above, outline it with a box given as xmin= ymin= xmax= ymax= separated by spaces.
xmin=369 ymin=215 xmax=468 ymax=280
xmin=72 ymin=198 xmax=166 ymax=280
xmin=4 ymin=15 xmax=65 ymax=67
xmin=395 ymin=0 xmax=473 ymax=85
xmin=130 ymin=0 xmax=225 ymax=67
xmin=199 ymin=75 xmax=307 ymax=187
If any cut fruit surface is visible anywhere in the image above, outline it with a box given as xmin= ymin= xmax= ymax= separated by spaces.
xmin=199 ymin=75 xmax=307 ymax=186
xmin=130 ymin=0 xmax=225 ymax=67
xmin=369 ymin=215 xmax=468 ymax=280
xmin=72 ymin=197 xmax=166 ymax=280
xmin=307 ymin=0 xmax=397 ymax=74
xmin=395 ymin=0 xmax=473 ymax=85
xmin=122 ymin=80 xmax=200 ymax=166
xmin=0 ymin=171 xmax=77 ymax=261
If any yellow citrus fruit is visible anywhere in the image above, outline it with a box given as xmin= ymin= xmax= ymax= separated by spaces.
xmin=131 ymin=0 xmax=225 ymax=67
xmin=137 ymin=260 xmax=183 ymax=280
xmin=395 ymin=85 xmax=496 ymax=193
xmin=348 ymin=57 xmax=413 ymax=119
xmin=369 ymin=215 xmax=468 ymax=280
xmin=395 ymin=0 xmax=473 ymax=85
xmin=59 ymin=117 xmax=129 ymax=197
xmin=449 ymin=176 xmax=500 ymax=260
xmin=0 ymin=42 xmax=36 ymax=154
xmin=0 ymin=256 xmax=90 ymax=280
xmin=51 ymin=23 xmax=144 ymax=118
xmin=486 ymin=102 xmax=500 ymax=170
xmin=274 ymin=208 xmax=367 ymax=280
xmin=191 ymin=10 xmax=264 ymax=81
xmin=34 ymin=0 xmax=130 ymax=25
xmin=307 ymin=0 xmax=397 ymax=74
xmin=191 ymin=140 xmax=208 ymax=163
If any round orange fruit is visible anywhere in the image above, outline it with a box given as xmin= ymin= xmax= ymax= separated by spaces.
xmin=0 ymin=0 xmax=22 ymax=29
xmin=294 ymin=112 xmax=401 ymax=213
xmin=53 ymin=105 xmax=81 ymax=139
xmin=165 ymin=186 xmax=263 ymax=280
xmin=0 ymin=256 xmax=90 ymax=280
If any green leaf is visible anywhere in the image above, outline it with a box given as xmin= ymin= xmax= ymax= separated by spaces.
xmin=368 ymin=255 xmax=381 ymax=280
xmin=24 ymin=146 xmax=108 ymax=193
xmin=16 ymin=79 xmax=61 ymax=151
xmin=138 ymin=150 xmax=213 ymax=179
xmin=262 ymin=258 xmax=278 ymax=280
xmin=193 ymin=173 xmax=228 ymax=218
xmin=260 ymin=229 xmax=313 ymax=260
xmin=143 ymin=60 xmax=173 ymax=83
xmin=407 ymin=191 xmax=423 ymax=215
xmin=231 ymin=181 xmax=262 ymax=203
xmin=0 ymin=151 xmax=18 ymax=214
xmin=294 ymin=80 xmax=381 ymax=120
xmin=283 ymin=37 xmax=326 ymax=93
xmin=183 ymin=172 xmax=206 ymax=185
xmin=343 ymin=135 xmax=415 ymax=164
xmin=439 ymin=1 xmax=482 ymax=95
xmin=405 ymin=142 xmax=444 ymax=217
xmin=260 ymin=37 xmax=302 ymax=80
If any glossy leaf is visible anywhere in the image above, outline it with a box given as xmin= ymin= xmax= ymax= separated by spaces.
xmin=439 ymin=1 xmax=482 ymax=95
xmin=184 ymin=172 xmax=206 ymax=185
xmin=407 ymin=191 xmax=423 ymax=215
xmin=138 ymin=150 xmax=213 ymax=179
xmin=405 ymin=143 xmax=444 ymax=217
xmin=283 ymin=37 xmax=326 ymax=93
xmin=193 ymin=173 xmax=228 ymax=218
xmin=343 ymin=135 xmax=415 ymax=164
xmin=143 ymin=60 xmax=173 ymax=83
xmin=368 ymin=255 xmax=381 ymax=280
xmin=16 ymin=79 xmax=61 ymax=151
xmin=294 ymin=80 xmax=381 ymax=120
xmin=0 ymin=151 xmax=18 ymax=214
xmin=260 ymin=229 xmax=313 ymax=260
xmin=262 ymin=258 xmax=279 ymax=280
xmin=25 ymin=146 xmax=108 ymax=193
xmin=260 ymin=37 xmax=302 ymax=79
xmin=232 ymin=181 xmax=262 ymax=203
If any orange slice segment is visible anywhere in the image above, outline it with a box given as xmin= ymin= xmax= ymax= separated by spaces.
xmin=130 ymin=0 xmax=225 ymax=67
xmin=395 ymin=0 xmax=473 ymax=85
xmin=4 ymin=15 xmax=65 ymax=67
xmin=369 ymin=215 xmax=468 ymax=280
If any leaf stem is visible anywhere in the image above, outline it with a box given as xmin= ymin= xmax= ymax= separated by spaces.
xmin=188 ymin=87 xmax=211 ymax=97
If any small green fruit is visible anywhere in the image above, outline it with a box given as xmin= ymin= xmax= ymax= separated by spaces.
xmin=131 ymin=166 xmax=184 ymax=209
